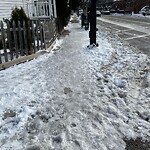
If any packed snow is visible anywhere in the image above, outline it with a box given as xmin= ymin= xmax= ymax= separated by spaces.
xmin=0 ymin=14 xmax=150 ymax=150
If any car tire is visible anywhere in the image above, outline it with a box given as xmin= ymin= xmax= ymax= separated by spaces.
xmin=143 ymin=13 xmax=146 ymax=16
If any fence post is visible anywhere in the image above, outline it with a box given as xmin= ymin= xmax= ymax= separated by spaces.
xmin=27 ymin=20 xmax=32 ymax=54
xmin=53 ymin=18 xmax=57 ymax=41
xmin=18 ymin=21 xmax=24 ymax=56
xmin=40 ymin=22 xmax=43 ymax=50
xmin=1 ymin=21 xmax=8 ymax=62
xmin=6 ymin=20 xmax=13 ymax=60
xmin=31 ymin=21 xmax=36 ymax=53
xmin=36 ymin=20 xmax=40 ymax=51
xmin=42 ymin=20 xmax=46 ymax=49
xmin=12 ymin=21 xmax=19 ymax=58
xmin=23 ymin=20 xmax=28 ymax=55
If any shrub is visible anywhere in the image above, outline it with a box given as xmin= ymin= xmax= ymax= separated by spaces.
xmin=4 ymin=7 xmax=32 ymax=54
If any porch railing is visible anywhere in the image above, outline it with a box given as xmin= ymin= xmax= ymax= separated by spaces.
xmin=27 ymin=2 xmax=50 ymax=19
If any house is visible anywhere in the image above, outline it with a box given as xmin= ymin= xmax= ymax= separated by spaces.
xmin=0 ymin=0 xmax=57 ymax=21
xmin=0 ymin=0 xmax=26 ymax=21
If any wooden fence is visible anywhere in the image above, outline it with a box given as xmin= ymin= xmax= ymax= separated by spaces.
xmin=0 ymin=18 xmax=57 ymax=64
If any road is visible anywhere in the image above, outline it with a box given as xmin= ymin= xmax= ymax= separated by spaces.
xmin=97 ymin=15 xmax=150 ymax=56
xmin=97 ymin=15 xmax=150 ymax=150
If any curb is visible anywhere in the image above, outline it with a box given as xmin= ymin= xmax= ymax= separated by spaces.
xmin=0 ymin=39 xmax=57 ymax=71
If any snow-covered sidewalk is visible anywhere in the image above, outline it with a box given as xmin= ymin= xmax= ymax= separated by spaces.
xmin=0 ymin=15 xmax=150 ymax=150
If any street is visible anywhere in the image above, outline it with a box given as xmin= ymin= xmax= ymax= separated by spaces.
xmin=97 ymin=15 xmax=150 ymax=56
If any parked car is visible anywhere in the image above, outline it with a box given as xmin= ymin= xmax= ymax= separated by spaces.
xmin=96 ymin=10 xmax=101 ymax=16
xmin=115 ymin=9 xmax=132 ymax=15
xmin=110 ymin=9 xmax=116 ymax=13
xmin=101 ymin=10 xmax=110 ymax=15
xmin=139 ymin=6 xmax=150 ymax=16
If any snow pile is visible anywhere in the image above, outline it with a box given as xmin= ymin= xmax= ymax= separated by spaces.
xmin=0 ymin=17 xmax=150 ymax=150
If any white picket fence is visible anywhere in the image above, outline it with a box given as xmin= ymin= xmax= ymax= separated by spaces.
xmin=0 ymin=18 xmax=57 ymax=64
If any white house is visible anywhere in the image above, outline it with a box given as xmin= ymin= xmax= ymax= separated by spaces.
xmin=0 ymin=0 xmax=26 ymax=20
xmin=0 ymin=0 xmax=57 ymax=21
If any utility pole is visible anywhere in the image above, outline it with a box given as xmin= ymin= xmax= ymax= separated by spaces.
xmin=89 ymin=0 xmax=98 ymax=47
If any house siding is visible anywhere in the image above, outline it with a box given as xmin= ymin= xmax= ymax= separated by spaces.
xmin=0 ymin=0 xmax=27 ymax=21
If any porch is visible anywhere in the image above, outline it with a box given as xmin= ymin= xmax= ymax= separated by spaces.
xmin=26 ymin=0 xmax=56 ymax=19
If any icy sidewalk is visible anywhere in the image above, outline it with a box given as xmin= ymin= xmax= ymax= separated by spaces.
xmin=0 ymin=15 xmax=150 ymax=150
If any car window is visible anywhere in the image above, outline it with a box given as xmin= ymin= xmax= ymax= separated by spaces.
xmin=142 ymin=6 xmax=150 ymax=10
